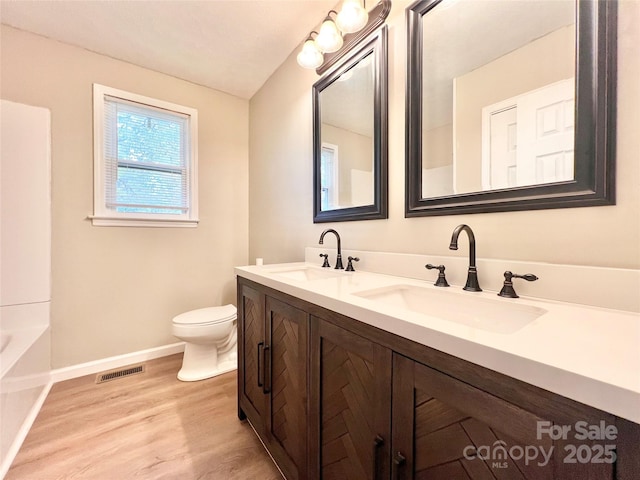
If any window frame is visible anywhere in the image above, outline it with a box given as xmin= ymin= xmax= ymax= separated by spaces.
xmin=92 ymin=84 xmax=199 ymax=227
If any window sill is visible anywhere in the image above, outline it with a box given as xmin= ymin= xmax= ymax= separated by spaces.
xmin=88 ymin=215 xmax=199 ymax=228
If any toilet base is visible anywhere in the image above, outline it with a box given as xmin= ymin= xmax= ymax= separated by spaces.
xmin=177 ymin=343 xmax=238 ymax=382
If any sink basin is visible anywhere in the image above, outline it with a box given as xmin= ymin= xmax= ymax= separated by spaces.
xmin=352 ymin=284 xmax=546 ymax=333
xmin=268 ymin=266 xmax=344 ymax=282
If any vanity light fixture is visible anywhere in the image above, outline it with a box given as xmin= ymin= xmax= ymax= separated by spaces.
xmin=296 ymin=0 xmax=372 ymax=69
xmin=315 ymin=11 xmax=344 ymax=53
xmin=296 ymin=32 xmax=324 ymax=69
xmin=297 ymin=0 xmax=391 ymax=73
xmin=336 ymin=0 xmax=368 ymax=34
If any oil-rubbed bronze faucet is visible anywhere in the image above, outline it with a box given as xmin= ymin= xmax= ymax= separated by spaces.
xmin=449 ymin=224 xmax=482 ymax=292
xmin=319 ymin=229 xmax=344 ymax=269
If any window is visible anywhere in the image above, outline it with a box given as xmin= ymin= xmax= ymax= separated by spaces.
xmin=92 ymin=84 xmax=198 ymax=227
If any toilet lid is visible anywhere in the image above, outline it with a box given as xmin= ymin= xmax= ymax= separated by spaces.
xmin=172 ymin=304 xmax=237 ymax=326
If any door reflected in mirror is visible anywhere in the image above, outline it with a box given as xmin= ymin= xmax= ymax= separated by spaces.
xmin=320 ymin=53 xmax=374 ymax=210
xmin=420 ymin=0 xmax=576 ymax=199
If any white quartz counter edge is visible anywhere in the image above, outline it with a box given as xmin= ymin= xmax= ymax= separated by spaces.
xmin=235 ymin=263 xmax=640 ymax=425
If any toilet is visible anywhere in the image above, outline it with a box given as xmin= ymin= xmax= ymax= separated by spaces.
xmin=171 ymin=304 xmax=238 ymax=381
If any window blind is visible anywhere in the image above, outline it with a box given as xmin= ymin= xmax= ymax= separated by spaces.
xmin=103 ymin=95 xmax=191 ymax=215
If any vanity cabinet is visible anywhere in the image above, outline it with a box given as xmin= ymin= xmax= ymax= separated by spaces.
xmin=236 ymin=277 xmax=640 ymax=480
xmin=237 ymin=282 xmax=308 ymax=480
xmin=391 ymin=354 xmax=618 ymax=480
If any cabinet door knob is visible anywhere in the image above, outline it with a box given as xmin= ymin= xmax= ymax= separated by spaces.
xmin=393 ymin=451 xmax=406 ymax=465
xmin=392 ymin=451 xmax=406 ymax=479
xmin=372 ymin=435 xmax=384 ymax=479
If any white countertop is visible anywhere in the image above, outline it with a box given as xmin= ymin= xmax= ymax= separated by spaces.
xmin=236 ymin=262 xmax=640 ymax=424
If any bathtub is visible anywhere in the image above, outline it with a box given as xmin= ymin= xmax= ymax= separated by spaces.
xmin=0 ymin=302 xmax=51 ymax=479
xmin=1 ymin=99 xmax=52 ymax=478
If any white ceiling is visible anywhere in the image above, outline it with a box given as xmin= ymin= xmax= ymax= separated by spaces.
xmin=0 ymin=0 xmax=338 ymax=99
xmin=322 ymin=52 xmax=374 ymax=137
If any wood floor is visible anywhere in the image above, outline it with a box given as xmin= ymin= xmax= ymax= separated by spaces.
xmin=6 ymin=354 xmax=282 ymax=479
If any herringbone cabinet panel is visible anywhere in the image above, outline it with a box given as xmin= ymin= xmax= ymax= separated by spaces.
xmin=271 ymin=313 xmax=299 ymax=456
xmin=311 ymin=317 xmax=392 ymax=480
xmin=265 ymin=297 xmax=309 ymax=480
xmin=392 ymin=354 xmax=615 ymax=480
xmin=241 ymin=286 xmax=264 ymax=418
xmin=322 ymin=338 xmax=374 ymax=479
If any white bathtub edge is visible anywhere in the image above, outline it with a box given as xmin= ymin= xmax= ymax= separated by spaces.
xmin=0 ymin=379 xmax=52 ymax=480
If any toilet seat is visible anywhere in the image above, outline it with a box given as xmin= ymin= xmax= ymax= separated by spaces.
xmin=172 ymin=305 xmax=237 ymax=327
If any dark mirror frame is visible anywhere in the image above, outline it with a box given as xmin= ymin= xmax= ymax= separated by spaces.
xmin=313 ymin=26 xmax=389 ymax=223
xmin=405 ymin=0 xmax=617 ymax=217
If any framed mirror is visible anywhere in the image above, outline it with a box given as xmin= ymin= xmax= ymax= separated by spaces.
xmin=406 ymin=0 xmax=617 ymax=216
xmin=313 ymin=26 xmax=388 ymax=223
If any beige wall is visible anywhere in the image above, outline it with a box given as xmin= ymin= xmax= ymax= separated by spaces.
xmin=423 ymin=123 xmax=453 ymax=169
xmin=1 ymin=25 xmax=249 ymax=368
xmin=322 ymin=123 xmax=373 ymax=206
xmin=249 ymin=1 xmax=640 ymax=271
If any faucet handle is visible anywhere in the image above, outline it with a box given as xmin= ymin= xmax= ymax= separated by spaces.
xmin=498 ymin=271 xmax=538 ymax=298
xmin=514 ymin=273 xmax=538 ymax=282
xmin=346 ymin=256 xmax=360 ymax=272
xmin=425 ymin=264 xmax=450 ymax=287
xmin=319 ymin=253 xmax=330 ymax=268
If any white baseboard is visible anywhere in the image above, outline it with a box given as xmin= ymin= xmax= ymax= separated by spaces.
xmin=51 ymin=342 xmax=185 ymax=383
xmin=0 ymin=380 xmax=53 ymax=480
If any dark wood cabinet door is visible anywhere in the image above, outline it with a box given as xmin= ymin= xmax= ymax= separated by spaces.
xmin=392 ymin=354 xmax=615 ymax=480
xmin=310 ymin=317 xmax=393 ymax=480
xmin=237 ymin=283 xmax=265 ymax=424
xmin=264 ymin=296 xmax=308 ymax=480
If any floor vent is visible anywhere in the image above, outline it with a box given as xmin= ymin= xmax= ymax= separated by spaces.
xmin=96 ymin=364 xmax=145 ymax=384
